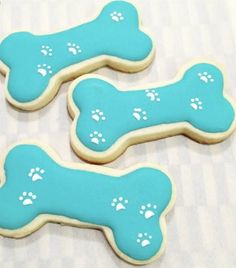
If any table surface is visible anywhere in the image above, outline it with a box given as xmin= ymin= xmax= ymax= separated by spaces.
xmin=0 ymin=0 xmax=236 ymax=267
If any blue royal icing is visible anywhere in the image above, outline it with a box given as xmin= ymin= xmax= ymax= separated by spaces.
xmin=71 ymin=63 xmax=235 ymax=153
xmin=0 ymin=144 xmax=173 ymax=263
xmin=0 ymin=1 xmax=153 ymax=105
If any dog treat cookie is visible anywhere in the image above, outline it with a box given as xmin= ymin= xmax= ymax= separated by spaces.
xmin=0 ymin=142 xmax=175 ymax=265
xmin=68 ymin=61 xmax=236 ymax=163
xmin=0 ymin=1 xmax=154 ymax=111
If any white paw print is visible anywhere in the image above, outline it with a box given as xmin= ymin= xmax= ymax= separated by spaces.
xmin=28 ymin=167 xmax=45 ymax=182
xmin=139 ymin=203 xmax=157 ymax=219
xmin=90 ymin=131 xmax=106 ymax=144
xmin=133 ymin=108 xmax=148 ymax=121
xmin=110 ymin=11 xmax=124 ymax=22
xmin=91 ymin=109 xmax=106 ymax=122
xmin=19 ymin=192 xmax=37 ymax=206
xmin=198 ymin=72 xmax=214 ymax=83
xmin=40 ymin=45 xmax=53 ymax=56
xmin=111 ymin=197 xmax=128 ymax=211
xmin=37 ymin=64 xmax=53 ymax=77
xmin=145 ymin=89 xmax=160 ymax=102
xmin=67 ymin=42 xmax=82 ymax=55
xmin=137 ymin=233 xmax=152 ymax=247
xmin=190 ymin=98 xmax=203 ymax=110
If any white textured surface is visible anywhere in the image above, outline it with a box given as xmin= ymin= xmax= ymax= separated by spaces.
xmin=0 ymin=0 xmax=236 ymax=267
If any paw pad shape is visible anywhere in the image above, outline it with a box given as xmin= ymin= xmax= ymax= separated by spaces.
xmin=133 ymin=108 xmax=148 ymax=121
xmin=139 ymin=203 xmax=157 ymax=219
xmin=190 ymin=98 xmax=203 ymax=110
xmin=137 ymin=233 xmax=152 ymax=247
xmin=111 ymin=197 xmax=128 ymax=211
xmin=145 ymin=89 xmax=160 ymax=102
xmin=90 ymin=131 xmax=106 ymax=144
xmin=67 ymin=42 xmax=82 ymax=55
xmin=37 ymin=64 xmax=53 ymax=77
xmin=40 ymin=45 xmax=53 ymax=56
xmin=28 ymin=167 xmax=45 ymax=181
xmin=110 ymin=11 xmax=124 ymax=22
xmin=19 ymin=192 xmax=37 ymax=206
xmin=91 ymin=109 xmax=106 ymax=122
xmin=198 ymin=72 xmax=214 ymax=83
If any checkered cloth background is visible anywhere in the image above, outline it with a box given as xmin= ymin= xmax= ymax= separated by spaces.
xmin=0 ymin=0 xmax=236 ymax=267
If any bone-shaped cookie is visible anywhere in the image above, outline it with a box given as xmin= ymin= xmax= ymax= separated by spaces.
xmin=0 ymin=143 xmax=174 ymax=265
xmin=0 ymin=1 xmax=154 ymax=111
xmin=68 ymin=62 xmax=236 ymax=163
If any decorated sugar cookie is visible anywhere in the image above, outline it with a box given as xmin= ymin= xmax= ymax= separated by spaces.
xmin=68 ymin=61 xmax=236 ymax=163
xmin=0 ymin=142 xmax=175 ymax=265
xmin=0 ymin=1 xmax=154 ymax=110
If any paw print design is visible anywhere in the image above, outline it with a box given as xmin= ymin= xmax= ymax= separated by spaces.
xmin=37 ymin=64 xmax=53 ymax=77
xmin=111 ymin=197 xmax=128 ymax=211
xmin=137 ymin=233 xmax=152 ymax=247
xmin=133 ymin=108 xmax=148 ymax=121
xmin=198 ymin=72 xmax=214 ymax=83
xmin=40 ymin=45 xmax=53 ymax=56
xmin=190 ymin=98 xmax=203 ymax=110
xmin=67 ymin=42 xmax=82 ymax=55
xmin=91 ymin=109 xmax=106 ymax=122
xmin=139 ymin=203 xmax=157 ymax=219
xmin=90 ymin=131 xmax=106 ymax=144
xmin=19 ymin=192 xmax=37 ymax=206
xmin=28 ymin=167 xmax=45 ymax=182
xmin=145 ymin=89 xmax=160 ymax=102
xmin=110 ymin=11 xmax=124 ymax=22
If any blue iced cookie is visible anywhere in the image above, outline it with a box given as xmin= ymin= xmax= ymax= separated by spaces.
xmin=68 ymin=61 xmax=236 ymax=163
xmin=0 ymin=142 xmax=175 ymax=265
xmin=0 ymin=1 xmax=154 ymax=110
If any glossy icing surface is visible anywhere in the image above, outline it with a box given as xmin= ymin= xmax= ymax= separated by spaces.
xmin=0 ymin=1 xmax=153 ymax=103
xmin=72 ymin=63 xmax=235 ymax=152
xmin=0 ymin=144 xmax=173 ymax=262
